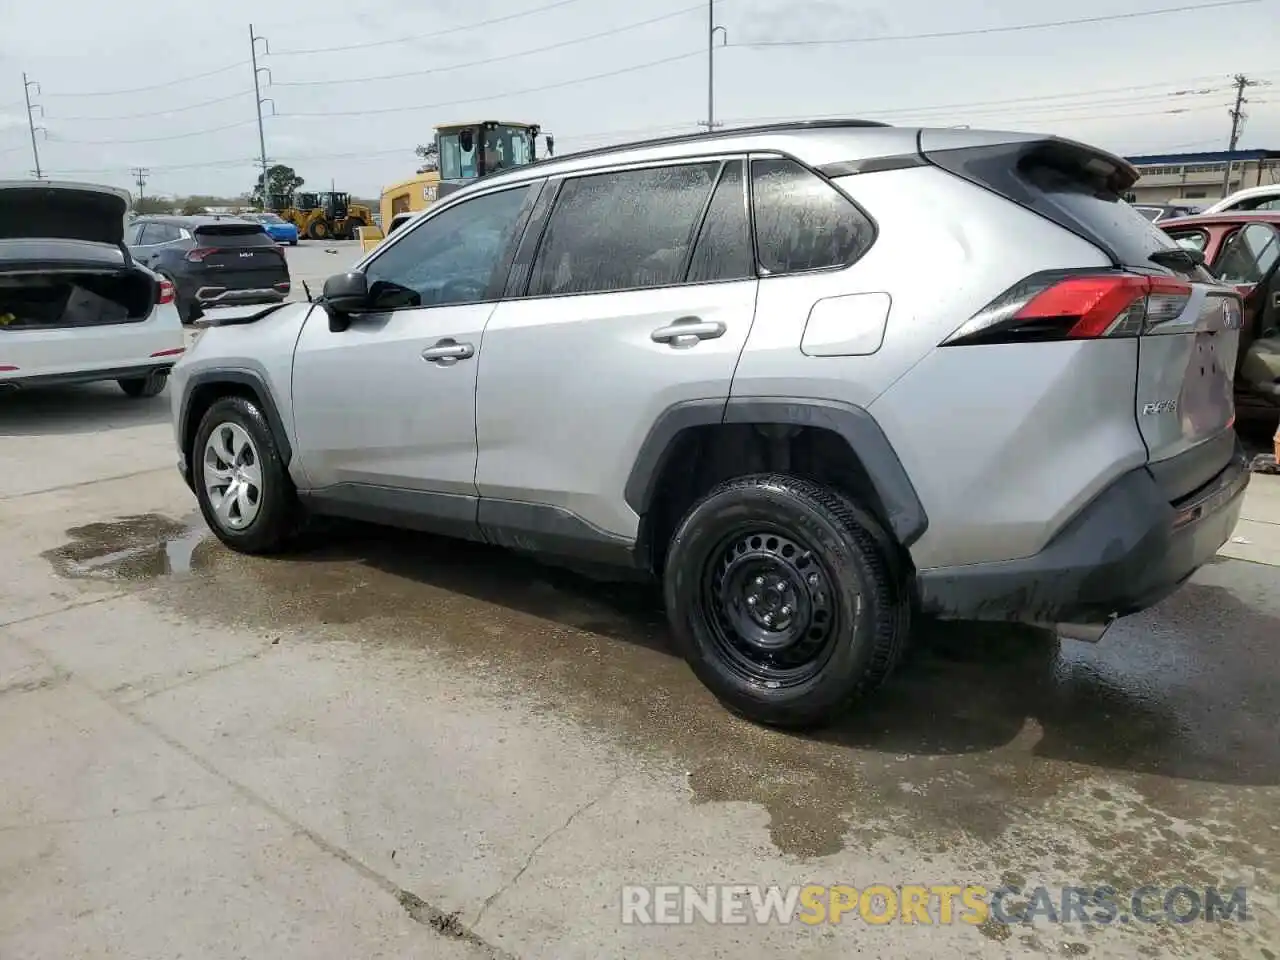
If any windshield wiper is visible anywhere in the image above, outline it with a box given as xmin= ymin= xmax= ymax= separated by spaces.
xmin=1150 ymin=247 xmax=1205 ymax=269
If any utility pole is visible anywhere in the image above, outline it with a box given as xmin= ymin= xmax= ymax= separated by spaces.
xmin=22 ymin=73 xmax=44 ymax=180
xmin=249 ymin=25 xmax=273 ymax=209
xmin=702 ymin=0 xmax=727 ymax=131
xmin=1221 ymin=73 xmax=1261 ymax=199
xmin=131 ymin=167 xmax=149 ymax=204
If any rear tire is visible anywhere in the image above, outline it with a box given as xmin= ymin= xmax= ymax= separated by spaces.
xmin=663 ymin=473 xmax=907 ymax=730
xmin=118 ymin=375 xmax=166 ymax=399
xmin=192 ymin=396 xmax=298 ymax=554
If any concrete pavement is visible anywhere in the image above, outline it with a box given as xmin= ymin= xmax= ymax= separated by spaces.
xmin=1 ymin=381 xmax=1277 ymax=959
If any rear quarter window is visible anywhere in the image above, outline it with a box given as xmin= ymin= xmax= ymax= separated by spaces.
xmin=750 ymin=158 xmax=875 ymax=274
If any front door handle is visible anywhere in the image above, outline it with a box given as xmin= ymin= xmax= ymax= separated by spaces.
xmin=651 ymin=317 xmax=726 ymax=347
xmin=422 ymin=338 xmax=475 ymax=364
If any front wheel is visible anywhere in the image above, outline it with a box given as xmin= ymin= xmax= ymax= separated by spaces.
xmin=307 ymin=219 xmax=330 ymax=241
xmin=663 ymin=474 xmax=907 ymax=729
xmin=192 ymin=396 xmax=298 ymax=554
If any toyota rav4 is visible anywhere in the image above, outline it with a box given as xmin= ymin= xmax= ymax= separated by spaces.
xmin=169 ymin=121 xmax=1250 ymax=729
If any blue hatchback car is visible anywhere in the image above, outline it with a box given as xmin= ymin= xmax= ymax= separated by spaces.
xmin=243 ymin=212 xmax=299 ymax=245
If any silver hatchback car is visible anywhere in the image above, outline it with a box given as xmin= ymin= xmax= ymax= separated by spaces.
xmin=170 ymin=120 xmax=1249 ymax=729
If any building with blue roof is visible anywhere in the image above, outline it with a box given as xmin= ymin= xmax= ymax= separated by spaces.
xmin=1122 ymin=149 xmax=1279 ymax=205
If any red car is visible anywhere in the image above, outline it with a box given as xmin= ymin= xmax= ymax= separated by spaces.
xmin=1160 ymin=212 xmax=1280 ymax=420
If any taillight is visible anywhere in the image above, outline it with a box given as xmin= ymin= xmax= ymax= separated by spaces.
xmin=185 ymin=247 xmax=218 ymax=262
xmin=157 ymin=279 xmax=175 ymax=305
xmin=942 ymin=271 xmax=1192 ymax=346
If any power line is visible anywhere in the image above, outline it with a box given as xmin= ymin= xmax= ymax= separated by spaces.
xmin=52 ymin=118 xmax=260 ymax=146
xmin=279 ymin=48 xmax=704 ymax=119
xmin=269 ymin=0 xmax=589 ymax=56
xmin=44 ymin=89 xmax=256 ymax=123
xmin=737 ymin=0 xmax=1261 ymax=48
xmin=41 ymin=60 xmax=251 ymax=98
xmin=273 ymin=3 xmax=707 ymax=87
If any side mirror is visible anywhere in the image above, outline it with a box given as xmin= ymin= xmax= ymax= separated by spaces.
xmin=545 ymin=134 xmax=555 ymax=157
xmin=321 ymin=271 xmax=368 ymax=332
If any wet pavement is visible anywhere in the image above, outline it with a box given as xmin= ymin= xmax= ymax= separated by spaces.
xmin=2 ymin=384 xmax=1278 ymax=958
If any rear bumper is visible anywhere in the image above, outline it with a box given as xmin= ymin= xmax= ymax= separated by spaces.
xmin=915 ymin=443 xmax=1250 ymax=624
xmin=0 ymin=361 xmax=174 ymax=391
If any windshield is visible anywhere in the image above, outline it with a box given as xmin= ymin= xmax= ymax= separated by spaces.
xmin=482 ymin=125 xmax=534 ymax=173
xmin=260 ymin=213 xmax=285 ymax=223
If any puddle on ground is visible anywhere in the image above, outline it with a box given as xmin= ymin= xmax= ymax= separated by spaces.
xmin=39 ymin=511 xmax=1280 ymax=927
xmin=43 ymin=513 xmax=218 ymax=581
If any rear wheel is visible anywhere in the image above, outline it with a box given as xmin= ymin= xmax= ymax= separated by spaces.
xmin=663 ymin=474 xmax=907 ymax=729
xmin=118 ymin=374 xmax=166 ymax=398
xmin=193 ymin=396 xmax=298 ymax=554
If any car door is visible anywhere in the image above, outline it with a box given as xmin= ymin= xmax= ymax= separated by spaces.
xmin=475 ymin=157 xmax=759 ymax=544
xmin=290 ymin=181 xmax=538 ymax=525
xmin=1216 ymin=222 xmax=1280 ymax=408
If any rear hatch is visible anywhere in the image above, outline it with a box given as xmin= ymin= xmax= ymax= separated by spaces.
xmin=188 ymin=223 xmax=289 ymax=293
xmin=923 ymin=134 xmax=1243 ymax=502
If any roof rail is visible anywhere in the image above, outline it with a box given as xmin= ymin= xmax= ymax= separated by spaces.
xmin=524 ymin=118 xmax=892 ymax=171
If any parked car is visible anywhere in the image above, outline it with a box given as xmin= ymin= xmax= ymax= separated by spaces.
xmin=1161 ymin=211 xmax=1280 ymax=420
xmin=241 ymin=212 xmax=299 ymax=246
xmin=169 ymin=121 xmax=1249 ymax=729
xmin=127 ymin=214 xmax=290 ymax=324
xmin=0 ymin=181 xmax=185 ymax=397
xmin=1131 ymin=202 xmax=1203 ymax=222
xmin=1201 ymin=184 xmax=1280 ymax=215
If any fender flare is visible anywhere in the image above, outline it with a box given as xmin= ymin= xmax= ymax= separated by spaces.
xmin=624 ymin=396 xmax=928 ymax=547
xmin=178 ymin=368 xmax=294 ymax=468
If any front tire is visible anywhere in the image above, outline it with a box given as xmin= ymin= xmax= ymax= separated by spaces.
xmin=663 ymin=474 xmax=907 ymax=730
xmin=192 ymin=396 xmax=297 ymax=554
xmin=308 ymin=219 xmax=330 ymax=241
xmin=118 ymin=374 xmax=166 ymax=398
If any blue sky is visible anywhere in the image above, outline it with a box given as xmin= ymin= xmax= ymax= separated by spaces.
xmin=0 ymin=0 xmax=1275 ymax=198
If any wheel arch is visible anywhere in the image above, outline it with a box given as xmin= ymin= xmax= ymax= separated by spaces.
xmin=179 ymin=369 xmax=294 ymax=478
xmin=627 ymin=397 xmax=928 ymax=571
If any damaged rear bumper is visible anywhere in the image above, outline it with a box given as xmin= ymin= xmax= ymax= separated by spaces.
xmin=915 ymin=444 xmax=1250 ymax=625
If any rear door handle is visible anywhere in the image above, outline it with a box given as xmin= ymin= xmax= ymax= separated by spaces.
xmin=421 ymin=338 xmax=474 ymax=364
xmin=651 ymin=317 xmax=726 ymax=347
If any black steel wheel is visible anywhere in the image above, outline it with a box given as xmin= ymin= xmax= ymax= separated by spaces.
xmin=664 ymin=473 xmax=907 ymax=729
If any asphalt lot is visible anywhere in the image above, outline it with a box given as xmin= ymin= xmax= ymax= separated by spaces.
xmin=2 ymin=252 xmax=1278 ymax=957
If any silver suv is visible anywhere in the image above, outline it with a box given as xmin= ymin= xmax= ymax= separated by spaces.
xmin=170 ymin=120 xmax=1250 ymax=729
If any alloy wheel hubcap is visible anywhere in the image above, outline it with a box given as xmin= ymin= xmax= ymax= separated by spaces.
xmin=202 ymin=422 xmax=263 ymax=530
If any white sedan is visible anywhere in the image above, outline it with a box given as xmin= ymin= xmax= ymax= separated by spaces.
xmin=0 ymin=181 xmax=185 ymax=398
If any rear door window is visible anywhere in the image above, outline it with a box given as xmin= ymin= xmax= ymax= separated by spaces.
xmin=527 ymin=162 xmax=719 ymax=296
xmin=750 ymin=157 xmax=875 ymax=275
xmin=685 ymin=160 xmax=754 ymax=284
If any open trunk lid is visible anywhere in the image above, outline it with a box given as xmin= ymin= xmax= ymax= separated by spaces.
xmin=923 ymin=132 xmax=1242 ymax=501
xmin=0 ymin=180 xmax=131 ymax=246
